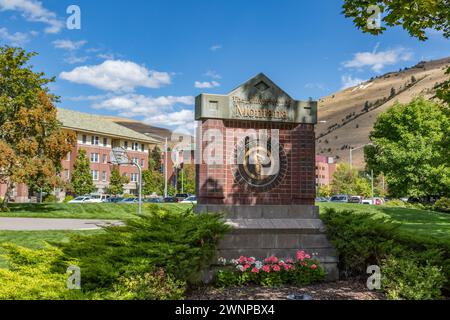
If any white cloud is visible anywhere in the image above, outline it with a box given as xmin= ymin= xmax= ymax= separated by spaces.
xmin=204 ymin=70 xmax=222 ymax=79
xmin=0 ymin=0 xmax=64 ymax=33
xmin=343 ymin=47 xmax=413 ymax=72
xmin=93 ymin=94 xmax=194 ymax=117
xmin=97 ymin=53 xmax=115 ymax=60
xmin=63 ymin=55 xmax=89 ymax=65
xmin=210 ymin=44 xmax=222 ymax=51
xmin=194 ymin=81 xmax=220 ymax=89
xmin=144 ymin=109 xmax=195 ymax=128
xmin=341 ymin=75 xmax=366 ymax=90
xmin=92 ymin=94 xmax=195 ymax=133
xmin=59 ymin=60 xmax=172 ymax=92
xmin=0 ymin=27 xmax=29 ymax=46
xmin=53 ymin=39 xmax=87 ymax=51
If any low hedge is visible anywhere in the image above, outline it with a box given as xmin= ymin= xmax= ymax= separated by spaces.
xmin=0 ymin=205 xmax=229 ymax=300
xmin=321 ymin=208 xmax=449 ymax=300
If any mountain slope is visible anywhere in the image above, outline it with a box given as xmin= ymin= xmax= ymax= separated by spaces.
xmin=316 ymin=56 xmax=450 ymax=168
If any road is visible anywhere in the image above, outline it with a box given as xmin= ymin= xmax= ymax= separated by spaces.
xmin=0 ymin=218 xmax=123 ymax=231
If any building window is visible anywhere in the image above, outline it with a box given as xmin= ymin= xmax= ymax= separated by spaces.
xmin=82 ymin=135 xmax=87 ymax=144
xmin=90 ymin=153 xmax=99 ymax=163
xmin=102 ymin=154 xmax=107 ymax=164
xmin=132 ymin=157 xmax=138 ymax=165
xmin=102 ymin=171 xmax=107 ymax=182
xmin=132 ymin=142 xmax=139 ymax=151
xmin=66 ymin=152 xmax=71 ymax=161
xmin=124 ymin=141 xmax=128 ymax=149
xmin=91 ymin=136 xmax=99 ymax=146
xmin=91 ymin=170 xmax=99 ymax=181
xmin=141 ymin=159 xmax=144 ymax=167
xmin=131 ymin=173 xmax=138 ymax=183
xmin=141 ymin=144 xmax=145 ymax=152
xmin=103 ymin=138 xmax=108 ymax=147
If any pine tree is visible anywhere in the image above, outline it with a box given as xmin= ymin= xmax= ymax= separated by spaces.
xmin=108 ymin=167 xmax=128 ymax=196
xmin=150 ymin=146 xmax=162 ymax=171
xmin=71 ymin=150 xmax=95 ymax=196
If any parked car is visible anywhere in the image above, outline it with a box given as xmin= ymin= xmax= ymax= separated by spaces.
xmin=105 ymin=197 xmax=124 ymax=203
xmin=68 ymin=196 xmax=93 ymax=204
xmin=175 ymin=193 xmax=190 ymax=202
xmin=163 ymin=197 xmax=179 ymax=203
xmin=362 ymin=197 xmax=385 ymax=205
xmin=348 ymin=196 xmax=363 ymax=204
xmin=329 ymin=195 xmax=350 ymax=203
xmin=315 ymin=197 xmax=329 ymax=203
xmin=89 ymin=194 xmax=110 ymax=203
xmin=145 ymin=197 xmax=163 ymax=203
xmin=119 ymin=198 xmax=138 ymax=203
xmin=180 ymin=196 xmax=197 ymax=204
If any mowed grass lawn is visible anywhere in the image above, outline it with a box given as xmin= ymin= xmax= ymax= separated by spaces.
xmin=0 ymin=203 xmax=193 ymax=220
xmin=0 ymin=230 xmax=104 ymax=269
xmin=318 ymin=202 xmax=450 ymax=246
xmin=1 ymin=202 xmax=449 ymax=268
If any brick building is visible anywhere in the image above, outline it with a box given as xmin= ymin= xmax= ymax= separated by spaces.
xmin=0 ymin=108 xmax=158 ymax=202
xmin=315 ymin=155 xmax=337 ymax=187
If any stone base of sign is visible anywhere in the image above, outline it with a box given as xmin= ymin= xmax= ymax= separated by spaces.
xmin=196 ymin=205 xmax=339 ymax=281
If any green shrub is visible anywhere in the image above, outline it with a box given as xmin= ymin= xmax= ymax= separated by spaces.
xmin=0 ymin=206 xmax=229 ymax=300
xmin=43 ymin=194 xmax=58 ymax=203
xmin=63 ymin=196 xmax=74 ymax=203
xmin=384 ymin=199 xmax=408 ymax=208
xmin=107 ymin=269 xmax=185 ymax=300
xmin=434 ymin=198 xmax=450 ymax=213
xmin=0 ymin=245 xmax=84 ymax=300
xmin=382 ymin=256 xmax=446 ymax=300
xmin=57 ymin=206 xmax=229 ymax=291
xmin=321 ymin=208 xmax=449 ymax=300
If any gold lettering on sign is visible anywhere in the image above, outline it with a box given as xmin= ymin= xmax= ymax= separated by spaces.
xmin=232 ymin=96 xmax=292 ymax=121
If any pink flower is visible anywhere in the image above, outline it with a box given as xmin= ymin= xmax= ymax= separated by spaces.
xmin=296 ymin=250 xmax=306 ymax=261
xmin=310 ymin=264 xmax=317 ymax=270
xmin=248 ymin=257 xmax=255 ymax=263
xmin=238 ymin=256 xmax=247 ymax=264
xmin=305 ymin=254 xmax=311 ymax=259
xmin=251 ymin=267 xmax=260 ymax=273
xmin=243 ymin=264 xmax=251 ymax=271
xmin=283 ymin=265 xmax=290 ymax=272
xmin=285 ymin=259 xmax=293 ymax=264
xmin=262 ymin=265 xmax=271 ymax=273
xmin=264 ymin=256 xmax=278 ymax=264
xmin=272 ymin=265 xmax=281 ymax=272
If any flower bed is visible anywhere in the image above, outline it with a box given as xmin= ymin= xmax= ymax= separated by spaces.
xmin=216 ymin=250 xmax=327 ymax=287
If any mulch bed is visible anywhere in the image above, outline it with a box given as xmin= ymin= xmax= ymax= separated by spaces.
xmin=187 ymin=280 xmax=385 ymax=300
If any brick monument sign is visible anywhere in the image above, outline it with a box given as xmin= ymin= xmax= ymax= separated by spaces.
xmin=195 ymin=73 xmax=338 ymax=279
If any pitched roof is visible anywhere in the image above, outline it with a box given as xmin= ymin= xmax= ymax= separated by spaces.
xmin=57 ymin=108 xmax=159 ymax=144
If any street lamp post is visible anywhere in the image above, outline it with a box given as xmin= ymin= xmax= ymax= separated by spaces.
xmin=349 ymin=143 xmax=373 ymax=171
xmin=133 ymin=161 xmax=143 ymax=216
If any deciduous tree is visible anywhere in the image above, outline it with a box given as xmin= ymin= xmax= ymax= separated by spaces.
xmin=365 ymin=97 xmax=450 ymax=198
xmin=0 ymin=47 xmax=75 ymax=208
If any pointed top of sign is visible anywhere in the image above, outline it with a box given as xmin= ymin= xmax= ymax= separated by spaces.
xmin=228 ymin=73 xmax=294 ymax=102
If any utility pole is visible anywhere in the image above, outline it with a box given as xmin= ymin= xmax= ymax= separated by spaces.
xmin=164 ymin=137 xmax=168 ymax=198
xmin=371 ymin=169 xmax=374 ymax=205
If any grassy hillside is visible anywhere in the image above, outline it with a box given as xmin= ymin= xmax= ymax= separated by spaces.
xmin=316 ymin=57 xmax=450 ymax=168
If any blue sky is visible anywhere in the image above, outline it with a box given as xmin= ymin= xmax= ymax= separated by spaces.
xmin=0 ymin=0 xmax=449 ymax=133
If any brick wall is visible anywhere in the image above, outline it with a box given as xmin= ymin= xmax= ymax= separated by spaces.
xmin=197 ymin=119 xmax=316 ymax=206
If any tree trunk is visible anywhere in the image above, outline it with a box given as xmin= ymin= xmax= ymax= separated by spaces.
xmin=1 ymin=181 xmax=13 ymax=209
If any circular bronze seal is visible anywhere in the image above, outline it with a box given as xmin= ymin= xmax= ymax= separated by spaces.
xmin=233 ymin=138 xmax=288 ymax=192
